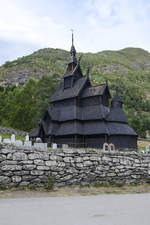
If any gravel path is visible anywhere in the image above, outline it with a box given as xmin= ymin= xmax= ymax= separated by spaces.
xmin=0 ymin=193 xmax=150 ymax=225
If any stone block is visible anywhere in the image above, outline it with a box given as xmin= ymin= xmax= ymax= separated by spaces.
xmin=113 ymin=158 xmax=119 ymax=163
xmin=84 ymin=161 xmax=93 ymax=167
xmin=102 ymin=156 xmax=112 ymax=162
xmin=57 ymin=162 xmax=65 ymax=167
xmin=37 ymin=166 xmax=49 ymax=170
xmin=63 ymin=149 xmax=74 ymax=154
xmin=107 ymin=172 xmax=116 ymax=177
xmin=28 ymin=153 xmax=41 ymax=160
xmin=120 ymin=158 xmax=131 ymax=165
xmin=45 ymin=161 xmax=57 ymax=166
xmin=31 ymin=170 xmax=44 ymax=175
xmin=76 ymin=163 xmax=83 ymax=168
xmin=1 ymin=160 xmax=18 ymax=165
xmin=63 ymin=157 xmax=74 ymax=163
xmin=22 ymin=176 xmax=35 ymax=181
xmin=83 ymin=156 xmax=89 ymax=161
xmin=0 ymin=154 xmax=6 ymax=161
xmin=50 ymin=155 xmax=57 ymax=161
xmin=29 ymin=152 xmax=49 ymax=160
xmin=1 ymin=149 xmax=14 ymax=154
xmin=12 ymin=176 xmax=22 ymax=183
xmin=14 ymin=171 xmax=30 ymax=176
xmin=90 ymin=156 xmax=99 ymax=161
xmin=23 ymin=165 xmax=36 ymax=170
xmin=34 ymin=159 xmax=44 ymax=165
xmin=0 ymin=176 xmax=11 ymax=184
xmin=1 ymin=165 xmax=22 ymax=171
xmin=7 ymin=153 xmax=13 ymax=160
xmin=75 ymin=157 xmax=83 ymax=163
xmin=60 ymin=175 xmax=73 ymax=182
xmin=13 ymin=152 xmax=28 ymax=161
xmin=19 ymin=181 xmax=30 ymax=186
xmin=20 ymin=160 xmax=33 ymax=165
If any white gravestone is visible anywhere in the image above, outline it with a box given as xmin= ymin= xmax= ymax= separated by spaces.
xmin=36 ymin=137 xmax=42 ymax=143
xmin=0 ymin=136 xmax=2 ymax=143
xmin=146 ymin=145 xmax=149 ymax=154
xmin=24 ymin=141 xmax=32 ymax=147
xmin=11 ymin=134 xmax=15 ymax=143
xmin=34 ymin=143 xmax=47 ymax=150
xmin=52 ymin=143 xmax=57 ymax=149
xmin=62 ymin=144 xmax=69 ymax=149
xmin=109 ymin=143 xmax=115 ymax=151
xmin=103 ymin=143 xmax=109 ymax=151
xmin=15 ymin=140 xmax=23 ymax=146
xmin=3 ymin=138 xmax=11 ymax=144
xmin=25 ymin=135 xmax=29 ymax=142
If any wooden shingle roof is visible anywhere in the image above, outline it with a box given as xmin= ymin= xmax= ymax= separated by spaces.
xmin=106 ymin=107 xmax=128 ymax=123
xmin=107 ymin=122 xmax=137 ymax=136
xmin=81 ymin=84 xmax=111 ymax=98
xmin=47 ymin=104 xmax=110 ymax=122
xmin=50 ymin=76 xmax=88 ymax=102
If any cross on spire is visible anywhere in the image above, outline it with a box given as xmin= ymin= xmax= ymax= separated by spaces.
xmin=70 ymin=29 xmax=74 ymax=46
xmin=70 ymin=29 xmax=76 ymax=57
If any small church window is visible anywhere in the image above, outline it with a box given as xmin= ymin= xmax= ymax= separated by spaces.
xmin=64 ymin=77 xmax=72 ymax=89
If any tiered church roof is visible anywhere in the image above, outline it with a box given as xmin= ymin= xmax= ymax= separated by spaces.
xmin=30 ymin=34 xmax=137 ymax=149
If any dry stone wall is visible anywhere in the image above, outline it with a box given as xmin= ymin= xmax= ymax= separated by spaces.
xmin=0 ymin=143 xmax=150 ymax=188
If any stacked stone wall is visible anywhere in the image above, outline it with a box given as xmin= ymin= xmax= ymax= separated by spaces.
xmin=0 ymin=144 xmax=150 ymax=188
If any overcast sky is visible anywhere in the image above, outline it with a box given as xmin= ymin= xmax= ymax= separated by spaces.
xmin=0 ymin=0 xmax=150 ymax=65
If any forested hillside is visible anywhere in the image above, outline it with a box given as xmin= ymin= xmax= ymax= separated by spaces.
xmin=0 ymin=47 xmax=150 ymax=137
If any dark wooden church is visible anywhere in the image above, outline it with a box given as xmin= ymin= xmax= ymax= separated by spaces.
xmin=30 ymin=35 xmax=137 ymax=149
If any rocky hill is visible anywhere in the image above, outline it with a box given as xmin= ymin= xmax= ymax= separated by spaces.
xmin=0 ymin=47 xmax=150 ymax=137
xmin=1 ymin=47 xmax=150 ymax=87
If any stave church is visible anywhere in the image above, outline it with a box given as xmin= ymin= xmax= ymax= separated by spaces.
xmin=30 ymin=35 xmax=137 ymax=149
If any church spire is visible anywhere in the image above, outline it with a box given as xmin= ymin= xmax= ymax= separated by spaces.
xmin=111 ymin=88 xmax=123 ymax=108
xmin=70 ymin=30 xmax=76 ymax=57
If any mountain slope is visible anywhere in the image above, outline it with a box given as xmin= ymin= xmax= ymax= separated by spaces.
xmin=0 ymin=47 xmax=150 ymax=137
xmin=1 ymin=47 xmax=150 ymax=86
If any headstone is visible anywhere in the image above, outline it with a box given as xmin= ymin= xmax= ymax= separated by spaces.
xmin=25 ymin=135 xmax=29 ymax=142
xmin=109 ymin=143 xmax=115 ymax=151
xmin=52 ymin=143 xmax=57 ymax=149
xmin=15 ymin=140 xmax=23 ymax=146
xmin=34 ymin=143 xmax=47 ymax=150
xmin=24 ymin=141 xmax=32 ymax=147
xmin=35 ymin=137 xmax=42 ymax=143
xmin=62 ymin=144 xmax=69 ymax=149
xmin=103 ymin=143 xmax=109 ymax=151
xmin=0 ymin=136 xmax=2 ymax=143
xmin=146 ymin=145 xmax=149 ymax=154
xmin=11 ymin=134 xmax=15 ymax=143
xmin=3 ymin=138 xmax=11 ymax=144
